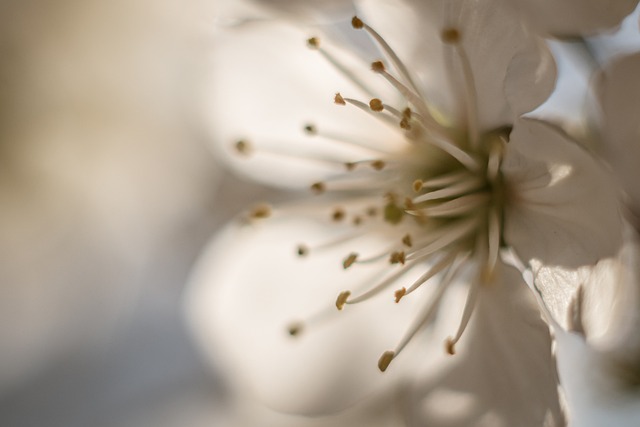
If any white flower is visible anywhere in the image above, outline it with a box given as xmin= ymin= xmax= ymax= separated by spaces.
xmin=188 ymin=0 xmax=622 ymax=425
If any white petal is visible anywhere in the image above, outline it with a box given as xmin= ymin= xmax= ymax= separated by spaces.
xmin=204 ymin=18 xmax=399 ymax=189
xmin=595 ymin=52 xmax=640 ymax=219
xmin=185 ymin=215 xmax=423 ymax=415
xmin=503 ymin=118 xmax=623 ymax=268
xmin=408 ymin=262 xmax=563 ymax=427
xmin=359 ymin=0 xmax=556 ymax=130
xmin=503 ymin=0 xmax=639 ymax=37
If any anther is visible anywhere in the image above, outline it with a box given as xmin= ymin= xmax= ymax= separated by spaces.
xmin=332 ymin=208 xmax=345 ymax=222
xmin=366 ymin=207 xmax=378 ymax=217
xmin=369 ymin=98 xmax=384 ymax=112
xmin=390 ymin=251 xmax=406 ymax=265
xmin=402 ymin=108 xmax=412 ymax=119
xmin=304 ymin=124 xmax=317 ymax=135
xmin=334 ymin=93 xmax=346 ymax=105
xmin=371 ymin=61 xmax=385 ymax=73
xmin=249 ymin=203 xmax=271 ymax=219
xmin=371 ymin=160 xmax=385 ymax=170
xmin=402 ymin=234 xmax=413 ymax=247
xmin=336 ymin=291 xmax=351 ymax=310
xmin=445 ymin=337 xmax=456 ymax=355
xmin=307 ymin=37 xmax=320 ymax=49
xmin=399 ymin=117 xmax=411 ymax=130
xmin=343 ymin=253 xmax=358 ymax=269
xmin=310 ymin=182 xmax=326 ymax=194
xmin=351 ymin=16 xmax=364 ymax=29
xmin=441 ymin=28 xmax=461 ymax=44
xmin=234 ymin=140 xmax=252 ymax=156
xmin=378 ymin=350 xmax=395 ymax=372
xmin=288 ymin=322 xmax=304 ymax=337
xmin=296 ymin=244 xmax=309 ymax=257
xmin=345 ymin=162 xmax=356 ymax=171
xmin=412 ymin=180 xmax=423 ymax=192
xmin=353 ymin=216 xmax=363 ymax=226
xmin=394 ymin=287 xmax=406 ymax=303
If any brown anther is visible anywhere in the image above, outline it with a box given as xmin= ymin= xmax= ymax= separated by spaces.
xmin=412 ymin=180 xmax=423 ymax=192
xmin=378 ymin=351 xmax=395 ymax=372
xmin=366 ymin=207 xmax=378 ymax=217
xmin=336 ymin=291 xmax=351 ymax=310
xmin=445 ymin=338 xmax=456 ymax=355
xmin=332 ymin=208 xmax=345 ymax=222
xmin=345 ymin=162 xmax=356 ymax=171
xmin=404 ymin=197 xmax=417 ymax=211
xmin=296 ymin=245 xmax=309 ymax=257
xmin=249 ymin=203 xmax=271 ymax=219
xmin=402 ymin=108 xmax=412 ymax=119
xmin=390 ymin=251 xmax=406 ymax=265
xmin=351 ymin=16 xmax=364 ymax=29
xmin=399 ymin=117 xmax=411 ymax=130
xmin=352 ymin=215 xmax=363 ymax=226
xmin=371 ymin=160 xmax=385 ymax=170
xmin=342 ymin=253 xmax=358 ymax=269
xmin=441 ymin=28 xmax=461 ymax=44
xmin=334 ymin=93 xmax=346 ymax=105
xmin=304 ymin=124 xmax=317 ymax=135
xmin=234 ymin=140 xmax=251 ymax=156
xmin=369 ymin=98 xmax=384 ymax=112
xmin=307 ymin=37 xmax=320 ymax=49
xmin=371 ymin=61 xmax=385 ymax=73
xmin=402 ymin=234 xmax=413 ymax=248
xmin=287 ymin=322 xmax=303 ymax=337
xmin=394 ymin=287 xmax=406 ymax=303
xmin=310 ymin=182 xmax=326 ymax=194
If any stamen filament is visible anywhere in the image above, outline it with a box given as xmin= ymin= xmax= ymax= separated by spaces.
xmin=412 ymin=177 xmax=483 ymax=203
xmin=422 ymin=193 xmax=490 ymax=217
xmin=445 ymin=275 xmax=479 ymax=355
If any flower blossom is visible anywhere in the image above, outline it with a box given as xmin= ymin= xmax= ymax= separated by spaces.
xmin=188 ymin=0 xmax=623 ymax=425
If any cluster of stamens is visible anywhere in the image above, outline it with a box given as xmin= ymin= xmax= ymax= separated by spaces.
xmin=233 ymin=16 xmax=512 ymax=372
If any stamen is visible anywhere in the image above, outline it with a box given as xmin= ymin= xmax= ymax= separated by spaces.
xmin=412 ymin=176 xmax=483 ymax=203
xmin=402 ymin=234 xmax=412 ymax=247
xmin=345 ymin=258 xmax=424 ymax=304
xmin=389 ymin=251 xmax=406 ymax=265
xmin=353 ymin=17 xmax=421 ymax=95
xmin=369 ymin=98 xmax=384 ymax=112
xmin=421 ymin=193 xmax=489 ymax=218
xmin=296 ymin=244 xmax=309 ymax=257
xmin=304 ymin=123 xmax=317 ymax=135
xmin=307 ymin=36 xmax=374 ymax=96
xmin=332 ymin=208 xmax=346 ymax=222
xmin=288 ymin=322 xmax=304 ymax=337
xmin=406 ymin=218 xmax=477 ymax=260
xmin=419 ymin=170 xmax=472 ymax=189
xmin=378 ymin=253 xmax=469 ymax=372
xmin=334 ymin=93 xmax=346 ymax=105
xmin=343 ymin=253 xmax=359 ymax=269
xmin=336 ymin=291 xmax=351 ymax=310
xmin=311 ymin=182 xmax=326 ymax=194
xmin=248 ymin=203 xmax=271 ymax=219
xmin=394 ymin=287 xmax=406 ymax=303
xmin=342 ymin=96 xmax=403 ymax=128
xmin=371 ymin=160 xmax=385 ymax=170
xmin=445 ymin=277 xmax=479 ymax=355
xmin=405 ymin=250 xmax=460 ymax=295
xmin=234 ymin=140 xmax=252 ymax=156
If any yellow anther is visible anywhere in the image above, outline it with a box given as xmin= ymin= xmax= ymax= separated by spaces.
xmin=332 ymin=208 xmax=345 ymax=222
xmin=304 ymin=124 xmax=317 ymax=135
xmin=351 ymin=16 xmax=364 ymax=29
xmin=412 ymin=180 xmax=423 ymax=192
xmin=336 ymin=291 xmax=351 ymax=310
xmin=334 ymin=93 xmax=346 ymax=105
xmin=394 ymin=287 xmax=406 ymax=303
xmin=371 ymin=160 xmax=385 ymax=170
xmin=310 ymin=182 xmax=326 ymax=194
xmin=445 ymin=337 xmax=456 ymax=355
xmin=307 ymin=37 xmax=320 ymax=49
xmin=234 ymin=140 xmax=252 ymax=156
xmin=296 ymin=245 xmax=309 ymax=257
xmin=249 ymin=203 xmax=271 ymax=219
xmin=402 ymin=234 xmax=412 ymax=247
xmin=371 ymin=61 xmax=385 ymax=73
xmin=287 ymin=322 xmax=304 ymax=337
xmin=390 ymin=251 xmax=406 ymax=265
xmin=378 ymin=351 xmax=395 ymax=372
xmin=441 ymin=28 xmax=461 ymax=44
xmin=369 ymin=98 xmax=384 ymax=112
xmin=342 ymin=253 xmax=358 ymax=269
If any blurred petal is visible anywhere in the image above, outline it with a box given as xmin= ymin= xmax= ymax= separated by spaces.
xmin=503 ymin=118 xmax=623 ymax=268
xmin=186 ymin=215 xmax=423 ymax=415
xmin=408 ymin=262 xmax=563 ymax=427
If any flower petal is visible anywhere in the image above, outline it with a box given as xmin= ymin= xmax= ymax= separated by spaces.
xmin=504 ymin=0 xmax=639 ymax=37
xmin=595 ymin=52 xmax=640 ymax=220
xmin=185 ymin=215 xmax=424 ymax=415
xmin=503 ymin=118 xmax=623 ymax=269
xmin=204 ymin=17 xmax=399 ymax=189
xmin=407 ymin=262 xmax=563 ymax=427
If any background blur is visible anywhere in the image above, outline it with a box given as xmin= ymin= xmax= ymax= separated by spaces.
xmin=0 ymin=1 xmax=286 ymax=425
